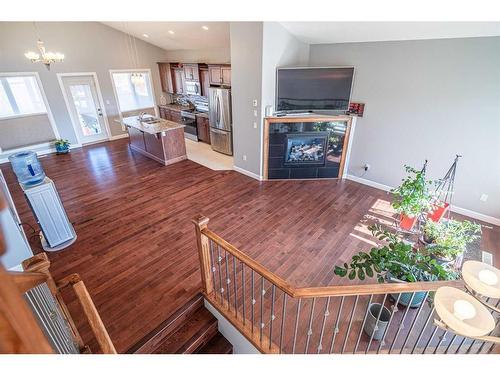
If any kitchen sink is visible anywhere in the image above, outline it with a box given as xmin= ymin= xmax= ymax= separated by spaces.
xmin=140 ymin=117 xmax=162 ymax=124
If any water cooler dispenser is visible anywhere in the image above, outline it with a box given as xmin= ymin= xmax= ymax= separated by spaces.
xmin=9 ymin=151 xmax=77 ymax=251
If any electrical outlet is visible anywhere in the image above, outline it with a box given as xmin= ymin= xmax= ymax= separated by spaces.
xmin=242 ymin=155 xmax=247 ymax=161
xmin=252 ymin=99 xmax=258 ymax=107
xmin=364 ymin=163 xmax=371 ymax=171
xmin=253 ymin=122 xmax=257 ymax=129
xmin=480 ymin=194 xmax=488 ymax=202
xmin=253 ymin=109 xmax=258 ymax=117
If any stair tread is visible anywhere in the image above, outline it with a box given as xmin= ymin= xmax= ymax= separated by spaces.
xmin=127 ymin=294 xmax=204 ymax=353
xmin=197 ymin=332 xmax=233 ymax=354
xmin=153 ymin=306 xmax=218 ymax=354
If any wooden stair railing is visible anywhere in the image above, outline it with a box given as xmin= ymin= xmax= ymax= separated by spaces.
xmin=0 ymin=192 xmax=116 ymax=354
xmin=192 ymin=215 xmax=496 ymax=355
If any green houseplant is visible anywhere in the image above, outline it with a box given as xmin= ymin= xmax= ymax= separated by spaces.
xmin=422 ymin=219 xmax=481 ymax=262
xmin=391 ymin=165 xmax=436 ymax=218
xmin=334 ymin=224 xmax=458 ymax=307
xmin=54 ymin=139 xmax=71 ymax=154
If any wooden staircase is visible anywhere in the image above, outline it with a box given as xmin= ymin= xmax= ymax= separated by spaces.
xmin=127 ymin=293 xmax=232 ymax=354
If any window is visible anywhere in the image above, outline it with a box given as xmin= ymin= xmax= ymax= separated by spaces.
xmin=111 ymin=71 xmax=154 ymax=112
xmin=0 ymin=74 xmax=47 ymax=119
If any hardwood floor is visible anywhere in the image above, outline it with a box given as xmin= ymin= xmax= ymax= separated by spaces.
xmin=2 ymin=139 xmax=498 ymax=353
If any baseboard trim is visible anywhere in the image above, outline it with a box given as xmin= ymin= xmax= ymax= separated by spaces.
xmin=109 ymin=133 xmax=129 ymax=141
xmin=233 ymin=166 xmax=262 ymax=181
xmin=346 ymin=174 xmax=500 ymax=227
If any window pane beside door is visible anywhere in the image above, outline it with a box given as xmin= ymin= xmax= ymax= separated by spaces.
xmin=69 ymin=84 xmax=102 ymax=136
xmin=111 ymin=72 xmax=154 ymax=112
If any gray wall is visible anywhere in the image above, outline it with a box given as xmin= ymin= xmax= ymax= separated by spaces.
xmin=162 ymin=47 xmax=231 ymax=64
xmin=309 ymin=37 xmax=500 ymax=218
xmin=0 ymin=114 xmax=54 ymax=150
xmin=230 ymin=22 xmax=264 ymax=176
xmin=230 ymin=22 xmax=310 ymax=177
xmin=0 ymin=22 xmax=168 ymax=154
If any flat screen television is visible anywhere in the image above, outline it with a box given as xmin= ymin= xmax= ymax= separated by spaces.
xmin=276 ymin=67 xmax=354 ymax=112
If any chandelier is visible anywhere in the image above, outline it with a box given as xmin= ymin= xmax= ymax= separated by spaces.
xmin=25 ymin=39 xmax=65 ymax=70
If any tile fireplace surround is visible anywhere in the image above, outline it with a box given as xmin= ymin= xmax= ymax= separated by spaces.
xmin=263 ymin=115 xmax=354 ymax=180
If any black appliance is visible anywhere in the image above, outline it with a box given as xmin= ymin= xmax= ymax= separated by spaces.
xmin=180 ymin=110 xmax=198 ymax=141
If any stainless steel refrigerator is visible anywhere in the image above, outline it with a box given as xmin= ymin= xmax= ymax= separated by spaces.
xmin=208 ymin=87 xmax=233 ymax=155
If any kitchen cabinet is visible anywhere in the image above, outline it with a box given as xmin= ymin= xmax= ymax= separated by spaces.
xmin=183 ymin=63 xmax=199 ymax=82
xmin=196 ymin=115 xmax=210 ymax=144
xmin=208 ymin=65 xmax=231 ymax=86
xmin=159 ymin=106 xmax=170 ymax=121
xmin=200 ymin=69 xmax=210 ymax=97
xmin=173 ymin=68 xmax=185 ymax=94
xmin=170 ymin=109 xmax=182 ymax=123
xmin=158 ymin=63 xmax=173 ymax=93
xmin=143 ymin=132 xmax=164 ymax=160
xmin=128 ymin=126 xmax=145 ymax=151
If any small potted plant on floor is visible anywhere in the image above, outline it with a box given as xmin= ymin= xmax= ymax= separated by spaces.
xmin=54 ymin=139 xmax=71 ymax=154
xmin=422 ymin=219 xmax=481 ymax=265
xmin=334 ymin=224 xmax=458 ymax=307
xmin=391 ymin=165 xmax=436 ymax=231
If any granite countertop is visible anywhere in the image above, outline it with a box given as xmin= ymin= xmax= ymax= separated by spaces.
xmin=121 ymin=115 xmax=185 ymax=136
xmin=159 ymin=104 xmax=209 ymax=118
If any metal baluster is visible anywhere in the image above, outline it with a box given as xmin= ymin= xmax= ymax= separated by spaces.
xmin=32 ymin=285 xmax=71 ymax=353
xmin=466 ymin=297 xmax=492 ymax=353
xmin=304 ymin=297 xmax=317 ymax=354
xmin=233 ymin=257 xmax=238 ymax=318
xmin=39 ymin=284 xmax=76 ymax=353
xmin=292 ymin=298 xmax=302 ymax=354
xmin=341 ymin=295 xmax=359 ymax=354
xmin=209 ymin=240 xmax=217 ymax=297
xmin=279 ymin=293 xmax=288 ymax=354
xmin=329 ymin=296 xmax=345 ymax=353
xmin=389 ymin=292 xmax=415 ymax=354
xmin=480 ymin=299 xmax=500 ymax=353
xmin=455 ymin=337 xmax=467 ymax=354
xmin=269 ymin=285 xmax=276 ymax=349
xmin=400 ymin=291 xmax=429 ymax=354
xmin=224 ymin=251 xmax=231 ymax=309
xmin=377 ymin=293 xmax=401 ymax=354
xmin=433 ymin=330 xmax=447 ymax=354
xmin=366 ymin=294 xmax=388 ymax=354
xmin=354 ymin=295 xmax=373 ymax=353
xmin=216 ymin=245 xmax=224 ymax=303
xmin=251 ymin=270 xmax=255 ymax=335
xmin=242 ymin=263 xmax=246 ymax=326
xmin=260 ymin=277 xmax=265 ymax=345
xmin=444 ymin=334 xmax=458 ymax=354
xmin=317 ymin=296 xmax=331 ymax=354
xmin=422 ymin=325 xmax=438 ymax=354
xmin=410 ymin=306 xmax=435 ymax=354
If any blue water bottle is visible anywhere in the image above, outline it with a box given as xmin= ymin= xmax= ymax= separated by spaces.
xmin=8 ymin=151 xmax=46 ymax=187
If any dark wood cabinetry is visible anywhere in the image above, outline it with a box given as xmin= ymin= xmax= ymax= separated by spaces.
xmin=208 ymin=65 xmax=231 ymax=86
xmin=196 ymin=115 xmax=210 ymax=144
xmin=158 ymin=63 xmax=173 ymax=93
xmin=173 ymin=68 xmax=185 ymax=94
xmin=183 ymin=64 xmax=199 ymax=82
xmin=128 ymin=126 xmax=146 ymax=150
xmin=200 ymin=69 xmax=210 ymax=97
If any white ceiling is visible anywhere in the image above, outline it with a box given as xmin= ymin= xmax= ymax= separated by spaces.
xmin=280 ymin=22 xmax=500 ymax=44
xmin=102 ymin=22 xmax=230 ymax=50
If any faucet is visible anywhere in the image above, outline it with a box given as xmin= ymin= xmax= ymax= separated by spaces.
xmin=139 ymin=111 xmax=148 ymax=121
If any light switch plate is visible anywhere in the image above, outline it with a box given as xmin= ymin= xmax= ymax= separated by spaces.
xmin=253 ymin=110 xmax=258 ymax=117
xmin=252 ymin=99 xmax=258 ymax=107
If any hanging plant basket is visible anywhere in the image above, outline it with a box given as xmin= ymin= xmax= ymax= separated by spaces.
xmin=427 ymin=202 xmax=449 ymax=223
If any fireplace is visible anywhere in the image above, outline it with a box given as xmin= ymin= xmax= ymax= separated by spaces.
xmin=284 ymin=132 xmax=328 ymax=166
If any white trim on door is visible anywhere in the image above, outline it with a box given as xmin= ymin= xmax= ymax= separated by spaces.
xmin=57 ymin=72 xmax=112 ymax=145
xmin=109 ymin=68 xmax=159 ymax=131
xmin=0 ymin=72 xmax=60 ymax=140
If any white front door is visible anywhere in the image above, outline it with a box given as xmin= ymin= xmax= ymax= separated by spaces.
xmin=61 ymin=75 xmax=108 ymax=144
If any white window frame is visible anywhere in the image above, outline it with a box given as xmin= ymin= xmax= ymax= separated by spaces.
xmin=109 ymin=69 xmax=158 ymax=125
xmin=0 ymin=72 xmax=60 ymax=140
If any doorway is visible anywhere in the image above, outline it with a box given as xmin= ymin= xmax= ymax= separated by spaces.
xmin=58 ymin=73 xmax=110 ymax=144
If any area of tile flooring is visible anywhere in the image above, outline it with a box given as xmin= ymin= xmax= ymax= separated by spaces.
xmin=185 ymin=139 xmax=233 ymax=170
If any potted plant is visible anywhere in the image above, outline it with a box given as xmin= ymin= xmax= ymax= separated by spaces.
xmin=334 ymin=225 xmax=458 ymax=307
xmin=422 ymin=219 xmax=481 ymax=264
xmin=391 ymin=165 xmax=436 ymax=230
xmin=54 ymin=139 xmax=70 ymax=154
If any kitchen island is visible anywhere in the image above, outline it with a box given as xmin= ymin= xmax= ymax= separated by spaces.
xmin=122 ymin=115 xmax=187 ymax=166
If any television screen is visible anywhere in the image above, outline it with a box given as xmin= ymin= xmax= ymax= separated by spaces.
xmin=276 ymin=67 xmax=354 ymax=112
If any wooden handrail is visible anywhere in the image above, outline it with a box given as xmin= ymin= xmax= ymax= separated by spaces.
xmin=7 ymin=271 xmax=48 ymax=294
xmin=196 ymin=216 xmax=463 ymax=299
xmin=57 ymin=274 xmax=117 ymax=354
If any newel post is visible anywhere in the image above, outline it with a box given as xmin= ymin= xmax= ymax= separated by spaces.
xmin=192 ymin=215 xmax=214 ymax=295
